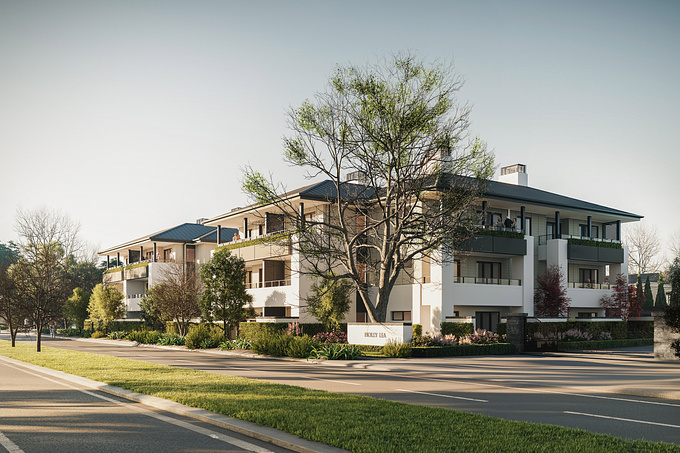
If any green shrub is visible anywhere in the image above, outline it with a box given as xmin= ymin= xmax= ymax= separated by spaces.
xmin=185 ymin=324 xmax=213 ymax=350
xmin=251 ymin=334 xmax=292 ymax=356
xmin=309 ymin=343 xmax=361 ymax=360
xmin=412 ymin=324 xmax=422 ymax=337
xmin=157 ymin=333 xmax=185 ymax=346
xmin=238 ymin=322 xmax=345 ymax=341
xmin=219 ymin=336 xmax=252 ymax=351
xmin=440 ymin=322 xmax=474 ymax=337
xmin=91 ymin=331 xmax=106 ymax=339
xmin=286 ymin=335 xmax=318 ymax=358
xmin=107 ymin=331 xmax=127 ymax=340
xmin=57 ymin=328 xmax=81 ymax=336
xmin=81 ymin=330 xmax=92 ymax=338
xmin=381 ymin=340 xmax=412 ymax=358
xmin=109 ymin=320 xmax=147 ymax=333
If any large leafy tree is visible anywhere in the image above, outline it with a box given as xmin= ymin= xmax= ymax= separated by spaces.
xmin=243 ymin=53 xmax=494 ymax=323
xmin=88 ymin=283 xmax=125 ymax=333
xmin=63 ymin=287 xmax=90 ymax=331
xmin=534 ymin=265 xmax=571 ymax=317
xmin=200 ymin=248 xmax=253 ymax=337
xmin=306 ymin=274 xmax=352 ymax=332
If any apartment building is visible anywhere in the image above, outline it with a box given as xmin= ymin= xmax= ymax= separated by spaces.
xmin=99 ymin=164 xmax=641 ymax=333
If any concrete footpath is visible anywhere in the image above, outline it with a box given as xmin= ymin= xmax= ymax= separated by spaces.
xmin=0 ymin=352 xmax=349 ymax=453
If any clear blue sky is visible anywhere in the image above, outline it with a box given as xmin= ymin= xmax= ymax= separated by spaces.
xmin=1 ymin=0 xmax=678 ymax=261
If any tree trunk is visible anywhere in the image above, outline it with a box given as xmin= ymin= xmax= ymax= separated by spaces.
xmin=10 ymin=328 xmax=17 ymax=347
xmin=36 ymin=330 xmax=42 ymax=352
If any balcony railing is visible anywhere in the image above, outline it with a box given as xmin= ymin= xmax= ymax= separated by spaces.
xmin=246 ymin=279 xmax=292 ymax=289
xmin=454 ymin=276 xmax=521 ymax=286
xmin=538 ymin=234 xmax=621 ymax=246
xmin=568 ymin=282 xmax=611 ymax=290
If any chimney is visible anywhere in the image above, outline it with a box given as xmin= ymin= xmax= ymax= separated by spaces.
xmin=499 ymin=164 xmax=528 ymax=186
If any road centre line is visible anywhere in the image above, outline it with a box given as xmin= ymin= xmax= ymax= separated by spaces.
xmin=564 ymin=411 xmax=680 ymax=429
xmin=304 ymin=376 xmax=361 ymax=386
xmin=0 ymin=360 xmax=273 ymax=453
xmin=397 ymin=388 xmax=488 ymax=403
xmin=386 ymin=372 xmax=680 ymax=408
xmin=0 ymin=431 xmax=24 ymax=453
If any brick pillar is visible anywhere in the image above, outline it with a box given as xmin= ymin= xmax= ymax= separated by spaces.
xmin=506 ymin=313 xmax=528 ymax=353
xmin=653 ymin=311 xmax=680 ymax=361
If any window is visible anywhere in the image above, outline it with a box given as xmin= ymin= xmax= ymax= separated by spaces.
xmin=577 ymin=312 xmax=597 ymax=318
xmin=475 ymin=311 xmax=500 ymax=332
xmin=264 ymin=306 xmax=286 ymax=317
xmin=391 ymin=311 xmax=412 ymax=321
xmin=477 ymin=261 xmax=501 ymax=279
xmin=454 ymin=260 xmax=461 ymax=280
xmin=516 ymin=217 xmax=531 ymax=235
xmin=546 ymin=222 xmax=555 ymax=239
xmin=579 ymin=268 xmax=598 ymax=287
xmin=579 ymin=224 xmax=600 ymax=239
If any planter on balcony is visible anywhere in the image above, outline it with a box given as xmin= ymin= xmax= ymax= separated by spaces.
xmin=459 ymin=235 xmax=526 ymax=255
xmin=568 ymin=243 xmax=624 ymax=263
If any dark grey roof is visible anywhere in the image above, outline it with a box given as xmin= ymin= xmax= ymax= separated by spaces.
xmin=195 ymin=227 xmax=239 ymax=243
xmin=299 ymin=180 xmax=375 ymax=200
xmin=484 ymin=180 xmax=642 ymax=220
xmin=149 ymin=223 xmax=215 ymax=242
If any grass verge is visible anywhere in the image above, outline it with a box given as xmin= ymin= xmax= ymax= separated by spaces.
xmin=1 ymin=341 xmax=678 ymax=453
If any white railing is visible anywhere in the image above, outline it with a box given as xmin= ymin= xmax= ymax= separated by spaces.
xmin=246 ymin=279 xmax=292 ymax=289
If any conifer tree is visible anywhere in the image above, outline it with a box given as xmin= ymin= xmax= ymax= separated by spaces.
xmin=636 ymin=274 xmax=645 ymax=312
xmin=644 ymin=276 xmax=654 ymax=309
xmin=670 ymin=261 xmax=680 ymax=308
xmin=655 ymin=273 xmax=667 ymax=309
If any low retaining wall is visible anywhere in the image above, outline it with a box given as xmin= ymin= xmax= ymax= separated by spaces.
xmin=653 ymin=312 xmax=680 ymax=361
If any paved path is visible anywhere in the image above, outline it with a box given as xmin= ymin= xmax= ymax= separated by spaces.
xmin=5 ymin=335 xmax=680 ymax=445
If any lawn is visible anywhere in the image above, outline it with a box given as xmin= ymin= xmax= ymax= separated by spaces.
xmin=1 ymin=341 xmax=678 ymax=453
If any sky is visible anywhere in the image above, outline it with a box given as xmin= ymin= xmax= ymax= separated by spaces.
xmin=1 ymin=0 xmax=679 ymax=263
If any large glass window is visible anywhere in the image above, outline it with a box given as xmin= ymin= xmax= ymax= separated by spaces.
xmin=579 ymin=268 xmax=599 ymax=287
xmin=477 ymin=261 xmax=501 ymax=279
xmin=546 ymin=222 xmax=555 ymax=239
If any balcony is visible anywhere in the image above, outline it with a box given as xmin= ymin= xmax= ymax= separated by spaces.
xmin=103 ymin=270 xmax=122 ymax=283
xmin=454 ymin=276 xmax=521 ymax=286
xmin=567 ymin=282 xmax=611 ymax=290
xmin=217 ymin=232 xmax=292 ymax=261
xmin=458 ymin=232 xmax=526 ymax=255
xmin=246 ymin=278 xmax=291 ymax=289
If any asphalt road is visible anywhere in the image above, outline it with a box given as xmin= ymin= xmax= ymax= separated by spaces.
xmin=0 ymin=354 xmax=296 ymax=453
xmin=5 ymin=334 xmax=680 ymax=446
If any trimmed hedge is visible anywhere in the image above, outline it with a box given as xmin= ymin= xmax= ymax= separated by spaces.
xmin=557 ymin=338 xmax=653 ymax=350
xmin=411 ymin=343 xmax=516 ymax=357
xmin=84 ymin=320 xmax=147 ymax=333
xmin=474 ymin=228 xmax=525 ymax=239
xmin=238 ymin=322 xmax=345 ymax=341
xmin=567 ymin=238 xmax=623 ymax=250
xmin=441 ymin=322 xmax=474 ymax=337
xmin=496 ymin=320 xmax=653 ymax=340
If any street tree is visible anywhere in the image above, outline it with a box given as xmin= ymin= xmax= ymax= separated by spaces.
xmin=88 ymin=283 xmax=125 ymax=333
xmin=644 ymin=276 xmax=654 ymax=309
xmin=534 ymin=265 xmax=571 ymax=317
xmin=669 ymin=259 xmax=680 ymax=308
xmin=0 ymin=242 xmax=23 ymax=347
xmin=625 ymin=223 xmax=662 ymax=275
xmin=243 ymin=53 xmax=494 ymax=323
xmin=655 ymin=273 xmax=667 ymax=310
xmin=10 ymin=207 xmax=84 ymax=351
xmin=63 ymin=287 xmax=90 ymax=331
xmin=146 ymin=263 xmax=202 ymax=336
xmin=305 ymin=274 xmax=352 ymax=332
xmin=600 ymin=274 xmax=642 ymax=320
xmin=139 ymin=290 xmax=166 ymax=332
xmin=669 ymin=230 xmax=680 ymax=263
xmin=200 ymin=248 xmax=253 ymax=337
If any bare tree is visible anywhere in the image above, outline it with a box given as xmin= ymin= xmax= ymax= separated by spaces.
xmin=625 ymin=223 xmax=662 ymax=275
xmin=10 ymin=207 xmax=84 ymax=352
xmin=243 ymin=53 xmax=494 ymax=323
xmin=669 ymin=229 xmax=680 ymax=262
xmin=149 ymin=262 xmax=202 ymax=336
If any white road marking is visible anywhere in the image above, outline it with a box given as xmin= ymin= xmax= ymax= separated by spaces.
xmin=305 ymin=376 xmax=361 ymax=386
xmin=397 ymin=388 xmax=488 ymax=403
xmin=389 ymin=372 xmax=680 ymax=408
xmin=565 ymin=411 xmax=680 ymax=429
xmin=0 ymin=431 xmax=24 ymax=453
xmin=1 ymin=361 xmax=273 ymax=453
